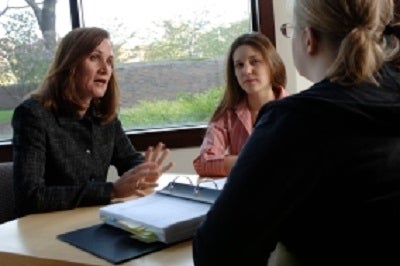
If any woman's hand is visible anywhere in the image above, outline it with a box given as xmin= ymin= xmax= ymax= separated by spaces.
xmin=111 ymin=142 xmax=174 ymax=198
xmin=143 ymin=142 xmax=174 ymax=182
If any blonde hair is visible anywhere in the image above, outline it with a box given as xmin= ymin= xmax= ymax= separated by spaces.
xmin=294 ymin=0 xmax=394 ymax=85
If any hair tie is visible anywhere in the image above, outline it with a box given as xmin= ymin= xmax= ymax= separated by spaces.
xmin=383 ymin=24 xmax=394 ymax=35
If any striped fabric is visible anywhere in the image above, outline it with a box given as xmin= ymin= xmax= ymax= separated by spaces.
xmin=193 ymin=87 xmax=288 ymax=177
xmin=193 ymin=100 xmax=253 ymax=177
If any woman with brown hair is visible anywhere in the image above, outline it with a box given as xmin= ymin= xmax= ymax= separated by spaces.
xmin=12 ymin=27 xmax=174 ymax=216
xmin=193 ymin=32 xmax=288 ymax=177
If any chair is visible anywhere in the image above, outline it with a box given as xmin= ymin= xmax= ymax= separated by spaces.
xmin=0 ymin=162 xmax=16 ymax=224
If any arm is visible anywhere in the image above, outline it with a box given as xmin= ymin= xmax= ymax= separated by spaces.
xmin=110 ymin=118 xmax=145 ymax=175
xmin=193 ymin=121 xmax=230 ymax=177
xmin=12 ymin=102 xmax=115 ymax=215
xmin=193 ymin=105 xmax=320 ymax=265
xmin=223 ymin=154 xmax=238 ymax=175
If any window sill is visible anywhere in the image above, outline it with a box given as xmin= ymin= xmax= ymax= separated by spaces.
xmin=0 ymin=126 xmax=207 ymax=162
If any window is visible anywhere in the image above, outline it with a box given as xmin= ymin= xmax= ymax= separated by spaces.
xmin=80 ymin=0 xmax=252 ymax=132
xmin=0 ymin=0 xmax=252 ymax=143
xmin=0 ymin=0 xmax=70 ymax=141
xmin=0 ymin=0 xmax=267 ymax=161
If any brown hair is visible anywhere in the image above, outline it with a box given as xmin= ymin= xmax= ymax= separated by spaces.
xmin=32 ymin=27 xmax=119 ymax=124
xmin=210 ymin=32 xmax=286 ymax=122
xmin=294 ymin=0 xmax=393 ymax=85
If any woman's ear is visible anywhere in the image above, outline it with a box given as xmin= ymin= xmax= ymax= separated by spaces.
xmin=304 ymin=26 xmax=319 ymax=55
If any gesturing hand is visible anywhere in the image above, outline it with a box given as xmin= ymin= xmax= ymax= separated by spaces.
xmin=112 ymin=142 xmax=174 ymax=199
xmin=143 ymin=142 xmax=174 ymax=182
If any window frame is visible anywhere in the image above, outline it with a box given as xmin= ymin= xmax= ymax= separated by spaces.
xmin=0 ymin=0 xmax=275 ymax=162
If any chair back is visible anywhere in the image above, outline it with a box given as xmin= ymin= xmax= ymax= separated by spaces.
xmin=0 ymin=162 xmax=16 ymax=224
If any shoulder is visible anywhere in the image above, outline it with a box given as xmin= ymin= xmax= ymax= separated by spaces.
xmin=12 ymin=98 xmax=50 ymax=132
xmin=15 ymin=98 xmax=41 ymax=109
xmin=255 ymin=80 xmax=345 ymax=130
xmin=13 ymin=98 xmax=47 ymax=118
xmin=380 ymin=63 xmax=400 ymax=89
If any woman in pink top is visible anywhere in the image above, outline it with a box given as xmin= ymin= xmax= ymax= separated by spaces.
xmin=193 ymin=32 xmax=288 ymax=177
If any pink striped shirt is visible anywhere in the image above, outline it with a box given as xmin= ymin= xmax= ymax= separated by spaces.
xmin=193 ymin=100 xmax=253 ymax=177
xmin=193 ymin=88 xmax=288 ymax=177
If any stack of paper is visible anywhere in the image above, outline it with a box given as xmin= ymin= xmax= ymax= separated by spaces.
xmin=99 ymin=177 xmax=226 ymax=244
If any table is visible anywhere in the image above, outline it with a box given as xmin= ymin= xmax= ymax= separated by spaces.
xmin=0 ymin=173 xmax=202 ymax=266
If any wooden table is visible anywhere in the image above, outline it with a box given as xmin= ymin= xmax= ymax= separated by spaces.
xmin=0 ymin=173 xmax=200 ymax=266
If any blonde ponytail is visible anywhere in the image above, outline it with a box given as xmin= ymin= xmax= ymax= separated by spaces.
xmin=294 ymin=0 xmax=391 ymax=85
xmin=327 ymin=27 xmax=384 ymax=85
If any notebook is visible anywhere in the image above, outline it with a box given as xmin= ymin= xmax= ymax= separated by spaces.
xmin=99 ymin=177 xmax=226 ymax=244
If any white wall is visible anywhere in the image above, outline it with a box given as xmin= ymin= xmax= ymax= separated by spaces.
xmin=273 ymin=0 xmax=312 ymax=94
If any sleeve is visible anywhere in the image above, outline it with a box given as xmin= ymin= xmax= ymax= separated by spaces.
xmin=110 ymin=118 xmax=144 ymax=176
xmin=193 ymin=115 xmax=230 ymax=177
xmin=11 ymin=103 xmax=112 ymax=216
xmin=192 ymin=106 xmax=321 ymax=265
xmin=11 ymin=104 xmax=131 ymax=216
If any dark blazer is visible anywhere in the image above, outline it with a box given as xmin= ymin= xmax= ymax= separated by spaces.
xmin=12 ymin=99 xmax=144 ymax=216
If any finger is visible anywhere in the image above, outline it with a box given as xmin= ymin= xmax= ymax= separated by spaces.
xmin=130 ymin=162 xmax=157 ymax=175
xmin=141 ymin=182 xmax=159 ymax=188
xmin=133 ymin=180 xmax=158 ymax=193
xmin=157 ymin=148 xmax=170 ymax=165
xmin=133 ymin=189 xmax=146 ymax=197
xmin=144 ymin=146 xmax=153 ymax=162
xmin=160 ymin=162 xmax=174 ymax=173
xmin=120 ymin=163 xmax=156 ymax=186
xmin=134 ymin=179 xmax=143 ymax=190
xmin=151 ymin=142 xmax=164 ymax=162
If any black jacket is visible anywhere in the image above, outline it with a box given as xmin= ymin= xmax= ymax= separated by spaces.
xmin=12 ymin=99 xmax=144 ymax=216
xmin=193 ymin=63 xmax=400 ymax=266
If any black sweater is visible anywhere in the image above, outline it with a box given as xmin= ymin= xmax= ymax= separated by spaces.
xmin=12 ymin=99 xmax=144 ymax=216
xmin=193 ymin=63 xmax=400 ymax=266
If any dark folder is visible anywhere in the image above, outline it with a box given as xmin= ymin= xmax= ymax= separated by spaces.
xmin=58 ymin=177 xmax=226 ymax=264
xmin=57 ymin=223 xmax=168 ymax=264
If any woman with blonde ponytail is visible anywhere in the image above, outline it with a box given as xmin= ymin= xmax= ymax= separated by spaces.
xmin=193 ymin=1 xmax=400 ymax=266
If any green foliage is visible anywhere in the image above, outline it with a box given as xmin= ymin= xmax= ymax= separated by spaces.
xmin=0 ymin=109 xmax=13 ymax=124
xmin=0 ymin=4 xmax=249 ymax=85
xmin=196 ymin=20 xmax=251 ymax=58
xmin=0 ymin=86 xmax=223 ymax=140
xmin=0 ymin=11 xmax=53 ymax=85
xmin=143 ymin=18 xmax=250 ymax=61
xmin=0 ymin=87 xmax=224 ymax=137
xmin=119 ymin=86 xmax=224 ymax=129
